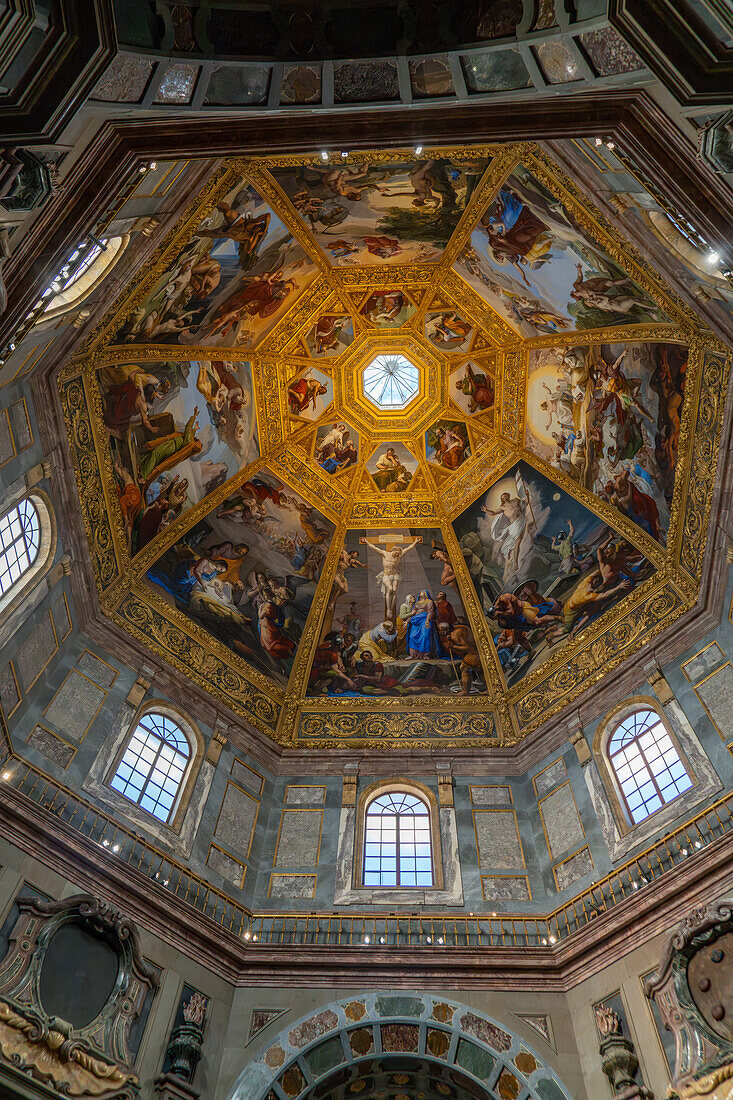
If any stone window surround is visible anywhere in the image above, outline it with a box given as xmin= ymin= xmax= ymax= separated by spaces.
xmin=334 ymin=775 xmax=464 ymax=906
xmin=83 ymin=698 xmax=214 ymax=858
xmin=586 ymin=692 xmax=722 ymax=862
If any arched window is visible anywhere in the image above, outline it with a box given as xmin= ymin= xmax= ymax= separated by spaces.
xmin=363 ymin=791 xmax=433 ymax=887
xmin=0 ymin=498 xmax=40 ymax=597
xmin=608 ymin=707 xmax=693 ymax=824
xmin=110 ymin=712 xmax=190 ymax=823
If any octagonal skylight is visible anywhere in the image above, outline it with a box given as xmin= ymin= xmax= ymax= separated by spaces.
xmin=362 ymin=354 xmax=420 ymax=410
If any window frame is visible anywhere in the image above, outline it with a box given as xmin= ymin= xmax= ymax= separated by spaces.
xmin=594 ymin=696 xmax=697 ymax=833
xmin=0 ymin=491 xmax=56 ymax=623
xmin=353 ymin=779 xmax=443 ymax=890
xmin=106 ymin=702 xmax=203 ymax=832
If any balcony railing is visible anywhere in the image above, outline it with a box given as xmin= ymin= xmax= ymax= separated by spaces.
xmin=1 ymin=734 xmax=731 ymax=950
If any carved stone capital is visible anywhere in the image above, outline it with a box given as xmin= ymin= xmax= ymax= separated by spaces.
xmin=643 ymin=659 xmax=675 ymax=705
xmin=342 ymin=763 xmax=359 ymax=807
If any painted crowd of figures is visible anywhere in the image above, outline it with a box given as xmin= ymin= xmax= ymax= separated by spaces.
xmin=308 ymin=531 xmax=486 ymax=697
xmin=101 ymin=358 xmax=258 ymax=554
xmin=146 ymin=470 xmax=334 ymax=686
xmin=526 ymin=341 xmax=686 ymax=545
xmin=454 ymin=462 xmax=654 ymax=686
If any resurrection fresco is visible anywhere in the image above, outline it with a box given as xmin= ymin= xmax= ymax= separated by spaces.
xmin=453 ymin=461 xmax=656 ymax=685
xmin=455 ymin=163 xmax=667 ymax=336
xmin=524 ymin=341 xmax=688 ymax=545
xmin=57 ymin=143 xmax=730 ymax=747
xmin=146 ymin=469 xmax=335 ymax=687
xmin=115 ymin=178 xmax=319 ymax=349
xmin=100 ymin=358 xmax=259 ymax=553
xmin=272 ymin=156 xmax=492 ymax=267
xmin=308 ymin=529 xmax=486 ymax=697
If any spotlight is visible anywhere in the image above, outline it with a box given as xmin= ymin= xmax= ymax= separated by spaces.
xmin=542 ymin=938 xmax=548 ymax=945
xmin=426 ymin=936 xmax=432 ymax=944
xmin=437 ymin=937 xmax=444 ymax=944
xmin=149 ymin=161 xmax=157 ymax=170
xmin=708 ymin=251 xmax=720 ymax=265
xmin=320 ymin=150 xmax=328 ymax=161
xmin=102 ymin=839 xmax=110 ymax=847
xmin=341 ymin=151 xmax=348 ymax=159
xmin=252 ymin=935 xmax=258 ymax=942
xmin=415 ymin=145 xmax=423 ymax=155
xmin=1 ymin=772 xmax=9 ymax=780
xmin=112 ymin=844 xmax=120 ymax=853
xmin=549 ymin=935 xmax=557 ymax=944
xmin=138 ymin=165 xmax=147 ymax=174
xmin=363 ymin=935 xmax=370 ymax=944
xmin=379 ymin=936 xmax=385 ymax=944
xmin=595 ymin=138 xmax=603 ymax=146
xmin=244 ymin=931 xmax=251 ymax=940
xmin=606 ymin=141 xmax=615 ymax=150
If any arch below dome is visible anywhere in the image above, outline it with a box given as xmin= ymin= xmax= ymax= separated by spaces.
xmin=231 ymin=993 xmax=572 ymax=1100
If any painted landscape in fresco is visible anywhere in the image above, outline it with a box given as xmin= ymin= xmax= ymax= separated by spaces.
xmin=101 ymin=358 xmax=258 ymax=554
xmin=308 ymin=529 xmax=486 ymax=697
xmin=524 ymin=341 xmax=687 ymax=545
xmin=146 ymin=469 xmax=335 ymax=686
xmin=273 ymin=156 xmax=491 ymax=267
xmin=116 ymin=178 xmax=318 ymax=349
xmin=456 ymin=164 xmax=666 ymax=336
xmin=453 ymin=461 xmax=655 ymax=686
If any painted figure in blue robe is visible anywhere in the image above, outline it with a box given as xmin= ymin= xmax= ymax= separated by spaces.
xmin=405 ymin=590 xmax=446 ymax=659
xmin=147 ymin=554 xmax=223 ymax=608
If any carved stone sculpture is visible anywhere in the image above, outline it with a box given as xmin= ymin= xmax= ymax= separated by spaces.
xmin=595 ymin=1003 xmax=653 ymax=1099
xmin=646 ymin=904 xmax=733 ymax=1099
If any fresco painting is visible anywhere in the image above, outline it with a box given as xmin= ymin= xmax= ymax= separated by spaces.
xmin=455 ymin=164 xmax=666 ymax=336
xmin=525 ymin=341 xmax=687 ymax=545
xmin=116 ymin=178 xmax=318 ymax=350
xmin=360 ymin=290 xmax=416 ymax=328
xmin=314 ymin=420 xmax=359 ymax=475
xmin=146 ymin=470 xmax=335 ymax=686
xmin=287 ymin=365 xmax=333 ymax=420
xmin=450 ymin=358 xmax=496 ymax=417
xmin=305 ymin=313 xmax=354 ymax=357
xmin=453 ymin=461 xmax=655 ymax=686
xmin=425 ymin=419 xmax=471 ymax=470
xmin=308 ymin=529 xmax=486 ymax=697
xmin=425 ymin=309 xmax=474 ymax=351
xmin=273 ymin=156 xmax=491 ymax=267
xmin=366 ymin=442 xmax=419 ymax=493
xmin=100 ymin=358 xmax=258 ymax=554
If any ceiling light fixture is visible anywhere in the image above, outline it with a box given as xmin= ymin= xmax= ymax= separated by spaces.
xmin=708 ymin=251 xmax=720 ymax=265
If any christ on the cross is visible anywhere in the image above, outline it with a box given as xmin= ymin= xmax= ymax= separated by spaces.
xmin=363 ymin=535 xmax=420 ymax=623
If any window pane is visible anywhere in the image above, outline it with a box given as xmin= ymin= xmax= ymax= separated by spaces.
xmin=0 ymin=500 xmax=41 ymax=597
xmin=109 ymin=712 xmax=189 ymax=822
xmin=609 ymin=708 xmax=691 ymax=824
xmin=362 ymin=790 xmax=433 ymax=887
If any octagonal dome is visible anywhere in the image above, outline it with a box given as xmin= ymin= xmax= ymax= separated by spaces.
xmin=57 ymin=143 xmax=728 ymax=752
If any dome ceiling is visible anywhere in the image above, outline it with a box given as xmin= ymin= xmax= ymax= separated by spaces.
xmin=59 ymin=143 xmax=730 ymax=749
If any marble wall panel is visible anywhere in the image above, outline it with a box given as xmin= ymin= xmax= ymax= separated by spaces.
xmin=51 ymin=595 xmax=72 ymax=641
xmin=553 ymin=846 xmax=595 ymax=891
xmin=275 ymin=809 xmax=322 ymax=868
xmin=230 ymin=758 xmax=264 ymax=796
xmin=206 ymin=844 xmax=245 ymax=889
xmin=285 ymin=785 xmax=326 ymax=805
xmin=269 ymin=873 xmax=317 ymax=899
xmin=8 ymin=401 xmax=31 ymax=451
xmin=481 ymin=875 xmax=530 ymax=901
xmin=0 ymin=662 xmax=20 ymax=718
xmin=0 ymin=413 xmax=13 ymax=464
xmin=682 ymin=642 xmax=727 ymax=684
xmin=27 ymin=724 xmax=75 ymax=769
xmin=470 ymin=785 xmax=512 ymax=806
xmin=15 ymin=613 xmax=57 ymax=690
xmin=533 ymin=758 xmax=567 ymax=797
xmin=44 ymin=670 xmax=106 ymax=741
xmin=75 ymin=650 xmax=117 ymax=688
xmin=538 ymin=783 xmax=585 ymax=859
xmin=695 ymin=663 xmax=733 ymax=737
xmin=214 ymin=780 xmax=259 ymax=857
xmin=473 ymin=809 xmax=524 ymax=869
